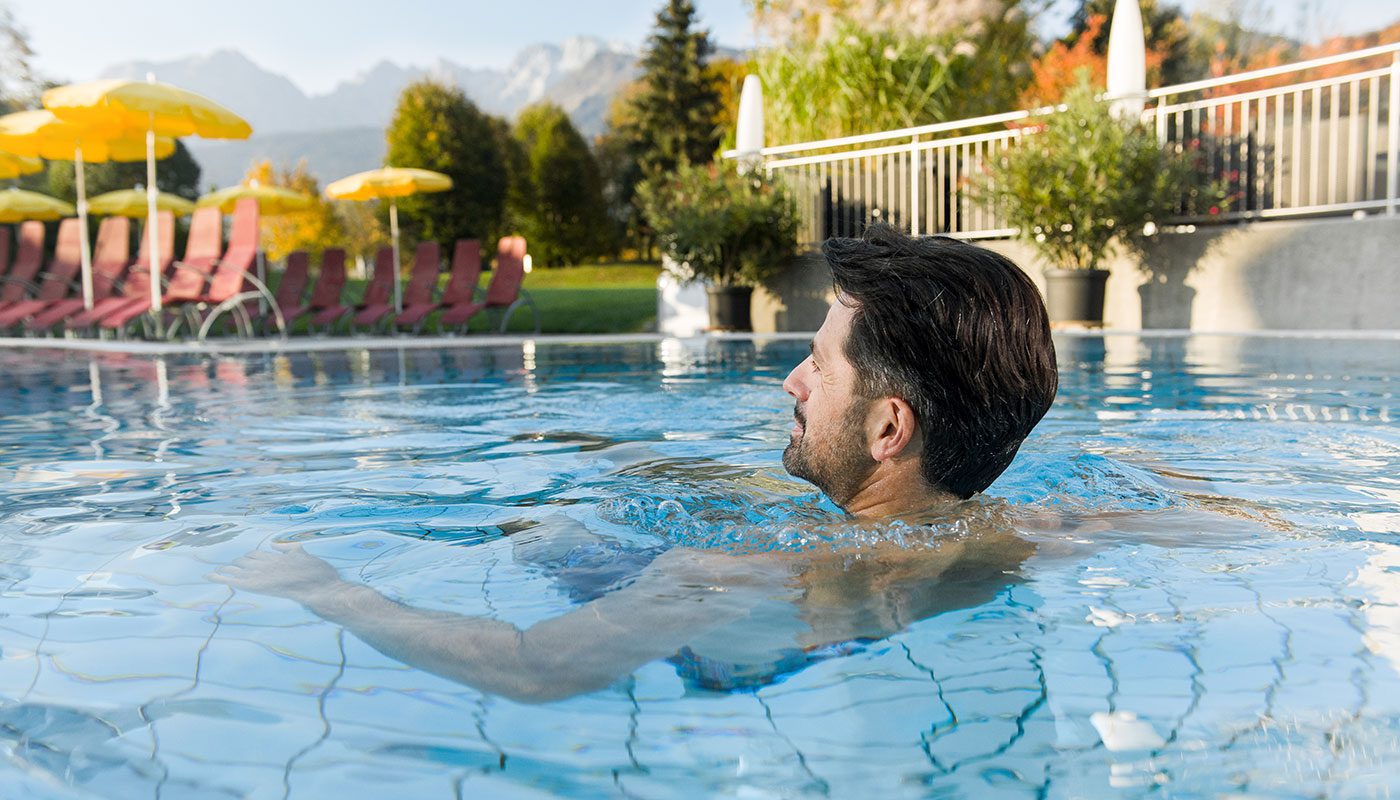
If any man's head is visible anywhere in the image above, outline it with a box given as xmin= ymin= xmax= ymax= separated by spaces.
xmin=782 ymin=223 xmax=1057 ymax=511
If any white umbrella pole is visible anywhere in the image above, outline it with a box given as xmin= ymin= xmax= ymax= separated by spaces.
xmin=146 ymin=112 xmax=163 ymax=336
xmin=74 ymin=144 xmax=94 ymax=310
xmin=389 ymin=199 xmax=401 ymax=313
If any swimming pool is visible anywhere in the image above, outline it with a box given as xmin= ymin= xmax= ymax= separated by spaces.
xmin=1 ymin=334 xmax=1397 ymax=798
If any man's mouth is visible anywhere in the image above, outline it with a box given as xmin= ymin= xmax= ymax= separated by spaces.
xmin=792 ymin=407 xmax=805 ymax=436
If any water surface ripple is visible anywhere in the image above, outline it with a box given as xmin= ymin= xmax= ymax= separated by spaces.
xmin=0 ymin=336 xmax=1397 ymax=799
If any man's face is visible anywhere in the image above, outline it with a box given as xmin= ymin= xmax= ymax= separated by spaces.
xmin=781 ymin=299 xmax=878 ymax=507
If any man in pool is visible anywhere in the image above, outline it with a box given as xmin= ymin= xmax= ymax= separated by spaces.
xmin=213 ymin=223 xmax=1060 ymax=702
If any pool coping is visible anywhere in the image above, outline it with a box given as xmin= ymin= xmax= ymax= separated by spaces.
xmin=1 ymin=328 xmax=1398 ymax=356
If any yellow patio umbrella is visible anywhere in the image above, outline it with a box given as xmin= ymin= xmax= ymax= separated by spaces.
xmin=0 ymin=152 xmax=42 ymax=180
xmin=325 ymin=167 xmax=452 ymax=313
xmin=0 ymin=109 xmax=177 ymax=309
xmin=0 ymin=110 xmax=175 ymax=161
xmin=197 ymin=180 xmax=312 ymax=215
xmin=88 ymin=188 xmax=195 ymax=217
xmin=0 ymin=188 xmax=76 ymax=223
xmin=44 ymin=78 xmax=252 ymax=329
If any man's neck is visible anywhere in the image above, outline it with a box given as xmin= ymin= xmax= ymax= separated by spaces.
xmin=841 ymin=466 xmax=960 ymax=520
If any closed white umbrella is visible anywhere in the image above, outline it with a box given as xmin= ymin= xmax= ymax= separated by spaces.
xmin=1107 ymin=0 xmax=1148 ymax=119
xmin=735 ymin=75 xmax=765 ymax=172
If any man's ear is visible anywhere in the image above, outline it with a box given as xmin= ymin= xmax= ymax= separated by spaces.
xmin=868 ymin=396 xmax=919 ymax=463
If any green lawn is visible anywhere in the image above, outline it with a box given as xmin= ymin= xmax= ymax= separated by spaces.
xmin=275 ymin=261 xmax=662 ymax=335
xmin=517 ymin=263 xmax=661 ymax=290
xmin=488 ymin=262 xmax=660 ymax=334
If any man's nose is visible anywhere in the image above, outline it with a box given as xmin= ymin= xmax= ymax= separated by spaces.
xmin=783 ymin=359 xmax=810 ymax=401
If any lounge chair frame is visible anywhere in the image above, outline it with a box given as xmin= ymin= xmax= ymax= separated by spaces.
xmin=444 ymin=290 xmax=539 ymax=335
xmin=192 ymin=274 xmax=284 ymax=341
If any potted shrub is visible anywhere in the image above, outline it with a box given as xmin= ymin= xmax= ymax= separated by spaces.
xmin=638 ymin=160 xmax=799 ymax=331
xmin=978 ymin=73 xmax=1217 ymax=325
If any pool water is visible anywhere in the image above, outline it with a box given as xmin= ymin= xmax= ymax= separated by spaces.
xmin=0 ymin=335 xmax=1397 ymax=799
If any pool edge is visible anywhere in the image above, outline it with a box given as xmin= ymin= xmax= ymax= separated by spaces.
xmin=1 ymin=328 xmax=1398 ymax=356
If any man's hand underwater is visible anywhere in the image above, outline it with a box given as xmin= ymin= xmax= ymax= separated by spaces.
xmin=210 ymin=541 xmax=341 ymax=603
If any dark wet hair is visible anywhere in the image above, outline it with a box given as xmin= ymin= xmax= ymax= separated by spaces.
xmin=823 ymin=223 xmax=1057 ymax=498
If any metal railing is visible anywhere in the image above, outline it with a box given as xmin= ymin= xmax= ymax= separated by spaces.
xmin=728 ymin=43 xmax=1400 ymax=243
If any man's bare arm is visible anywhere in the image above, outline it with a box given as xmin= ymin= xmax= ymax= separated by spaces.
xmin=211 ymin=543 xmax=777 ymax=703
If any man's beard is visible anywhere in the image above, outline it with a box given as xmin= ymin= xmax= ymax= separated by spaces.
xmin=782 ymin=400 xmax=877 ymax=509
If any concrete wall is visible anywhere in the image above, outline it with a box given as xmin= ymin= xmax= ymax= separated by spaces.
xmin=750 ymin=215 xmax=1400 ymax=333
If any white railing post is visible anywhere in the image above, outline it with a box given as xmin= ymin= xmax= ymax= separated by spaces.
xmin=1389 ymin=51 xmax=1399 ymax=215
xmin=910 ymin=135 xmax=921 ymax=236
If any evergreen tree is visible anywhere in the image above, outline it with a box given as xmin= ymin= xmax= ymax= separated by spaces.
xmin=385 ymin=80 xmax=509 ymax=250
xmin=625 ymin=0 xmax=722 ymax=177
xmin=509 ymin=103 xmax=609 ymax=266
xmin=595 ymin=82 xmax=650 ymax=257
xmin=46 ymin=139 xmax=202 ymax=201
xmin=492 ymin=114 xmax=530 ymax=239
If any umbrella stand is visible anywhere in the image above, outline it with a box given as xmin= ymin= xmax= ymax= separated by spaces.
xmin=389 ymin=199 xmax=402 ymax=314
xmin=73 ymin=144 xmax=94 ymax=310
xmin=145 ymin=111 xmax=163 ymax=337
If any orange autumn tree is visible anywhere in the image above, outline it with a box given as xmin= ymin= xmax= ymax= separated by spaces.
xmin=1021 ymin=14 xmax=1111 ymax=107
xmin=240 ymin=159 xmax=351 ymax=262
xmin=1219 ymin=20 xmax=1400 ymax=96
xmin=1021 ymin=7 xmax=1184 ymax=107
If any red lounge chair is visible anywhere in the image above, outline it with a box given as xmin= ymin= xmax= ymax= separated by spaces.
xmin=0 ymin=221 xmax=44 ymax=312
xmin=0 ymin=226 xmax=10 ymax=282
xmin=67 ymin=213 xmax=175 ymax=333
xmin=397 ymin=238 xmax=480 ymax=331
xmin=26 ymin=216 xmax=131 ymax=332
xmin=353 ymin=241 xmax=438 ymax=331
xmin=339 ymin=246 xmax=396 ymax=333
xmin=265 ymin=249 xmax=310 ymax=331
xmin=98 ymin=205 xmax=223 ymax=334
xmin=0 ymin=218 xmax=83 ymax=330
xmin=302 ymin=249 xmax=351 ymax=331
xmin=440 ymin=236 xmax=537 ymax=333
xmin=191 ymin=198 xmax=276 ymax=339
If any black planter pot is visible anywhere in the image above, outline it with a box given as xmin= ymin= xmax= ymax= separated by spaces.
xmin=1043 ymin=268 xmax=1110 ymax=326
xmin=706 ymin=285 xmax=754 ymax=332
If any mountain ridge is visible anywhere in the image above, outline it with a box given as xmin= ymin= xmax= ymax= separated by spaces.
xmin=98 ymin=38 xmax=641 ymax=136
xmin=101 ymin=37 xmax=743 ymax=188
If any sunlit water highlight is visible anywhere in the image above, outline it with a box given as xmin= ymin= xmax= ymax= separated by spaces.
xmin=0 ymin=335 xmax=1397 ymax=799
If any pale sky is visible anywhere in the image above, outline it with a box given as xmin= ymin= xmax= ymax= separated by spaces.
xmin=14 ymin=0 xmax=759 ymax=94
xmin=12 ymin=0 xmax=1397 ymax=95
xmin=1040 ymin=0 xmax=1396 ymax=44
